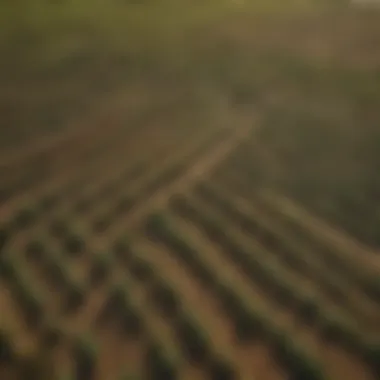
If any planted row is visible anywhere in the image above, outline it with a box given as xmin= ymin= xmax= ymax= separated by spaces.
xmin=143 ymin=212 xmax=328 ymax=380
xmin=110 ymin=233 xmax=237 ymax=379
xmin=194 ymin=182 xmax=352 ymax=306
xmin=30 ymin=246 xmax=87 ymax=313
xmin=170 ymin=194 xmax=380 ymax=378
xmin=144 ymin=214 xmax=216 ymax=289
xmin=0 ymin=256 xmax=45 ymax=328
xmin=96 ymin=281 xmax=144 ymax=339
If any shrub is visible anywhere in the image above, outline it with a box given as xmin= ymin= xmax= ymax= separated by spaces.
xmin=271 ymin=332 xmax=325 ymax=380
xmin=12 ymin=205 xmax=37 ymax=229
xmin=319 ymin=315 xmax=360 ymax=351
xmin=45 ymin=255 xmax=68 ymax=290
xmin=364 ymin=277 xmax=380 ymax=304
xmin=41 ymin=323 xmax=65 ymax=349
xmin=144 ymin=213 xmax=169 ymax=239
xmin=25 ymin=239 xmax=45 ymax=262
xmin=74 ymin=198 xmax=92 ymax=214
xmin=39 ymin=194 xmax=59 ymax=212
xmin=120 ymin=302 xmax=143 ymax=338
xmin=65 ymin=283 xmax=86 ymax=313
xmin=64 ymin=234 xmax=85 ymax=257
xmin=129 ymin=255 xmax=154 ymax=282
xmin=208 ymin=356 xmax=237 ymax=380
xmin=145 ymin=341 xmax=178 ymax=380
xmin=115 ymin=195 xmax=133 ymax=215
xmin=97 ymin=182 xmax=117 ymax=201
xmin=50 ymin=218 xmax=69 ymax=238
xmin=17 ymin=287 xmax=44 ymax=328
xmin=177 ymin=312 xmax=210 ymax=363
xmin=0 ymin=226 xmax=9 ymax=255
xmin=0 ymin=329 xmax=14 ymax=364
xmin=192 ymin=260 xmax=216 ymax=288
xmin=73 ymin=336 xmax=98 ymax=380
xmin=0 ymin=256 xmax=17 ymax=281
xmin=363 ymin=342 xmax=380 ymax=378
xmin=272 ymin=281 xmax=298 ymax=308
xmin=97 ymin=284 xmax=126 ymax=326
xmin=119 ymin=372 xmax=139 ymax=380
xmin=92 ymin=214 xmax=111 ymax=233
xmin=17 ymin=350 xmax=57 ymax=380
xmin=297 ymin=297 xmax=320 ymax=325
xmin=232 ymin=303 xmax=267 ymax=343
xmin=89 ymin=253 xmax=112 ymax=286
xmin=217 ymin=283 xmax=241 ymax=315
xmin=113 ymin=236 xmax=132 ymax=262
xmin=151 ymin=278 xmax=180 ymax=318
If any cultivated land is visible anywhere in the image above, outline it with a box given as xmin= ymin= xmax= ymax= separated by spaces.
xmin=1 ymin=1 xmax=380 ymax=379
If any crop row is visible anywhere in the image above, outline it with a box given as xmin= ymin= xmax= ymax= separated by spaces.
xmin=0 ymin=102 xmax=170 ymax=205
xmin=110 ymin=236 xmax=238 ymax=380
xmin=254 ymin=192 xmax=380 ymax=304
xmin=0 ymin=254 xmax=47 ymax=329
xmin=0 ymin=113 xmax=194 ymax=244
xmin=212 ymin=154 xmax=380 ymax=306
xmin=143 ymin=212 xmax=329 ymax=380
xmin=194 ymin=180 xmax=379 ymax=322
xmin=168 ymin=191 xmax=380 ymax=378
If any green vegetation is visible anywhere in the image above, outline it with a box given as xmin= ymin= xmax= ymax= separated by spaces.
xmin=25 ymin=238 xmax=46 ymax=262
xmin=65 ymin=281 xmax=86 ymax=312
xmin=0 ymin=329 xmax=14 ymax=364
xmin=145 ymin=340 xmax=178 ymax=380
xmin=270 ymin=332 xmax=324 ymax=380
xmin=73 ymin=335 xmax=98 ymax=380
xmin=0 ymin=227 xmax=9 ymax=254
xmin=150 ymin=275 xmax=181 ymax=318
xmin=208 ymin=355 xmax=236 ymax=380
xmin=1 ymin=1 xmax=379 ymax=379
xmin=177 ymin=311 xmax=212 ymax=363
xmin=89 ymin=251 xmax=113 ymax=286
xmin=50 ymin=218 xmax=69 ymax=238
xmin=12 ymin=204 xmax=38 ymax=229
xmin=64 ymin=233 xmax=85 ymax=257
xmin=129 ymin=255 xmax=155 ymax=282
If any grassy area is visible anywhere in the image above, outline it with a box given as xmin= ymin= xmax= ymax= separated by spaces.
xmin=1 ymin=0 xmax=380 ymax=247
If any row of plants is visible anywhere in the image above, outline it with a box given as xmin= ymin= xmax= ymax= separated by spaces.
xmin=193 ymin=181 xmax=371 ymax=323
xmin=169 ymin=193 xmax=380 ymax=378
xmin=202 ymin=177 xmax=380 ymax=315
xmin=216 ymin=152 xmax=380 ymax=306
xmin=95 ymin=275 xmax=184 ymax=380
xmin=84 ymin=126 xmax=232 ymax=235
xmin=1 ymin=108 xmax=168 ymax=233
xmin=95 ymin=281 xmax=144 ymax=338
xmin=2 ymin=134 xmax=147 ymax=239
xmin=74 ymin=157 xmax=152 ymax=218
xmin=4 ymin=148 xmax=113 ymax=232
xmin=23 ymin=237 xmax=88 ymax=314
xmin=111 ymin=240 xmax=238 ymax=380
xmin=0 ymin=327 xmax=61 ymax=380
xmin=130 ymin=125 xmax=232 ymax=204
xmin=72 ymin=130 xmax=201 ymax=233
xmin=76 ymin=124 xmax=232 ymax=238
xmin=143 ymin=212 xmax=328 ymax=380
xmin=0 ymin=254 xmax=45 ymax=328
xmin=259 ymin=193 xmax=380 ymax=305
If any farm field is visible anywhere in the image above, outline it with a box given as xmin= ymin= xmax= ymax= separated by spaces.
xmin=1 ymin=95 xmax=379 ymax=380
xmin=1 ymin=1 xmax=380 ymax=380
